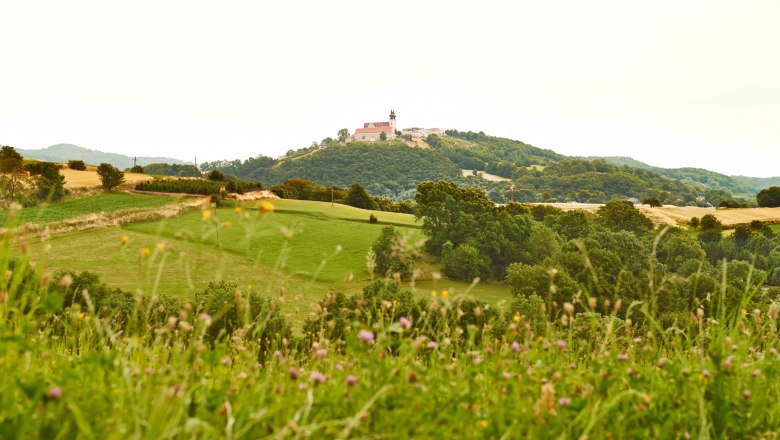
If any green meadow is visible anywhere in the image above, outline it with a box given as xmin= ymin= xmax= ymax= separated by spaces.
xmin=0 ymin=192 xmax=178 ymax=225
xmin=21 ymin=198 xmax=510 ymax=319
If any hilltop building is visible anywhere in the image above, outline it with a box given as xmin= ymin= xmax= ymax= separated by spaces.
xmin=402 ymin=127 xmax=444 ymax=139
xmin=354 ymin=110 xmax=397 ymax=141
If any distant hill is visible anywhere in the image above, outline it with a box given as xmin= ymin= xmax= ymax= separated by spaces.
xmin=582 ymin=156 xmax=780 ymax=199
xmin=202 ymin=135 xmax=728 ymax=205
xmin=18 ymin=144 xmax=191 ymax=169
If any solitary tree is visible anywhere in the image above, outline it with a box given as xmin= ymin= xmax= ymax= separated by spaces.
xmin=379 ymin=131 xmax=387 ymax=141
xmin=642 ymin=197 xmax=662 ymax=207
xmin=337 ymin=128 xmax=350 ymax=143
xmin=96 ymin=163 xmax=125 ymax=191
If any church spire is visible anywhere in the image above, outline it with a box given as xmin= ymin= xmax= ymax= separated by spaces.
xmin=389 ymin=109 xmax=396 ymax=120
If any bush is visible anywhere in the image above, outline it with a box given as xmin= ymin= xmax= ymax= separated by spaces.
xmin=96 ymin=163 xmax=125 ymax=191
xmin=371 ymin=226 xmax=419 ymax=279
xmin=757 ymin=187 xmax=780 ymax=208
xmin=369 ymin=214 xmax=378 ymax=224
xmin=129 ymin=165 xmax=144 ymax=173
xmin=194 ymin=281 xmax=291 ymax=349
xmin=441 ymin=242 xmax=491 ymax=281
xmin=207 ymin=170 xmax=225 ymax=181
xmin=68 ymin=160 xmax=87 ymax=170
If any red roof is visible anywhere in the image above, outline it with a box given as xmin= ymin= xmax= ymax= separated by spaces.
xmin=355 ymin=126 xmax=393 ymax=134
xmin=364 ymin=121 xmax=390 ymax=128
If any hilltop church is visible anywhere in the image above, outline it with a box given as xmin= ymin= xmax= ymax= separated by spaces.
xmin=353 ymin=110 xmax=397 ymax=141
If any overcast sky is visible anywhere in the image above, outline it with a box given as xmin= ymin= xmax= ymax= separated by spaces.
xmin=1 ymin=1 xmax=779 ymax=176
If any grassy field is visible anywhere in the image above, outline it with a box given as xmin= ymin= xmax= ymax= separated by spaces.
xmin=3 ymin=249 xmax=779 ymax=437
xmin=0 ymin=192 xmax=178 ymax=226
xmin=20 ymin=199 xmax=511 ymax=319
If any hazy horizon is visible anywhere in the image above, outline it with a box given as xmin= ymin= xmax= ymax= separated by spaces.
xmin=2 ymin=1 xmax=779 ymax=177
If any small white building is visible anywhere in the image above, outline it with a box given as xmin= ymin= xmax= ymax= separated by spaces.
xmin=402 ymin=127 xmax=444 ymax=139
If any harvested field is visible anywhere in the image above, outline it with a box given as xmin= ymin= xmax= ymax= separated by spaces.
xmin=534 ymin=203 xmax=780 ymax=228
xmin=61 ymin=168 xmax=152 ymax=189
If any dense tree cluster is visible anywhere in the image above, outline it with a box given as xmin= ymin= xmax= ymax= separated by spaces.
xmin=142 ymin=163 xmax=202 ymax=177
xmin=414 ymin=181 xmax=780 ymax=323
xmin=135 ymin=178 xmax=261 ymax=196
xmin=202 ymin=142 xmax=461 ymax=199
xmin=0 ymin=147 xmax=67 ymax=206
xmin=757 ymin=187 xmax=780 ymax=207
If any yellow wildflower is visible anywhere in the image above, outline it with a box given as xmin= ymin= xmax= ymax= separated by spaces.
xmin=441 ymin=290 xmax=449 ymax=298
xmin=259 ymin=201 xmax=275 ymax=213
xmin=202 ymin=210 xmax=212 ymax=220
xmin=140 ymin=248 xmax=151 ymax=258
xmin=121 ymin=235 xmax=129 ymax=245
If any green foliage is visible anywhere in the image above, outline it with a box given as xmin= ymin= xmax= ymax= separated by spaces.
xmin=345 ymin=183 xmax=377 ymax=210
xmin=757 ymin=186 xmax=780 ymax=207
xmin=207 ymin=169 xmax=225 ymax=181
xmin=371 ymin=226 xmax=420 ymax=280
xmin=194 ymin=281 xmax=291 ymax=347
xmin=271 ymin=178 xmax=345 ymax=202
xmin=690 ymin=216 xmax=700 ymax=228
xmin=96 ymin=163 xmax=125 ymax=191
xmin=0 ymin=146 xmax=24 ymax=173
xmin=136 ymin=178 xmax=261 ymax=195
xmin=337 ymin=128 xmax=350 ymax=142
xmin=441 ymin=242 xmax=491 ymax=281
xmin=642 ymin=196 xmax=662 ymax=207
xmin=67 ymin=160 xmax=86 ymax=170
xmin=143 ymin=163 xmax=201 ymax=177
xmin=415 ymin=180 xmax=530 ymax=279
xmin=129 ymin=165 xmax=144 ymax=173
xmin=23 ymin=161 xmax=66 ymax=202
xmin=203 ymin=142 xmax=461 ymax=199
xmin=369 ymin=213 xmax=378 ymax=224
xmin=0 ymin=192 xmax=176 ymax=225
xmin=379 ymin=131 xmax=387 ymax=141
xmin=596 ymin=200 xmax=654 ymax=234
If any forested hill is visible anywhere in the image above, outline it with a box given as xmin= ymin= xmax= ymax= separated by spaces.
xmin=583 ymin=156 xmax=780 ymax=199
xmin=18 ymin=144 xmax=190 ymax=169
xmin=201 ymin=133 xmax=749 ymax=205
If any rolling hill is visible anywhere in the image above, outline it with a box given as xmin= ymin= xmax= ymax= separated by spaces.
xmin=201 ymin=133 xmax=744 ymax=205
xmin=583 ymin=156 xmax=780 ymax=199
xmin=18 ymin=144 xmax=191 ymax=169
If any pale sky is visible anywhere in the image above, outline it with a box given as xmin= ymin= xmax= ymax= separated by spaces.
xmin=1 ymin=0 xmax=779 ymax=176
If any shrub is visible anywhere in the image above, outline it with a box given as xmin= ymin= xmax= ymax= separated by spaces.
xmin=369 ymin=214 xmax=378 ymax=224
xmin=371 ymin=226 xmax=419 ymax=279
xmin=441 ymin=242 xmax=491 ymax=282
xmin=96 ymin=163 xmax=125 ymax=191
xmin=129 ymin=165 xmax=144 ymax=173
xmin=68 ymin=160 xmax=87 ymax=170
xmin=346 ymin=183 xmax=377 ymax=210
xmin=207 ymin=169 xmax=225 ymax=181
xmin=194 ymin=281 xmax=291 ymax=349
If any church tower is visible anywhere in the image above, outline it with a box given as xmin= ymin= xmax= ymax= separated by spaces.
xmin=389 ymin=109 xmax=396 ymax=138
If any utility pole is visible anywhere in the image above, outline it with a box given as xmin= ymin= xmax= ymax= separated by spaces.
xmin=133 ymin=156 xmax=137 ymax=168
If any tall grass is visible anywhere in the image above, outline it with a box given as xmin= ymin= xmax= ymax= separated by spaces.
xmin=1 ymin=202 xmax=779 ymax=438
